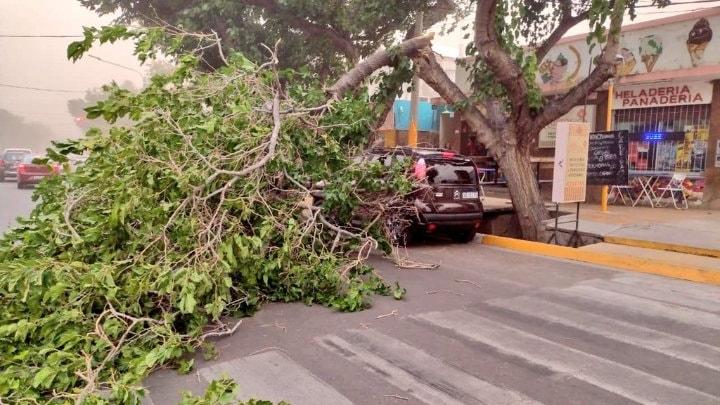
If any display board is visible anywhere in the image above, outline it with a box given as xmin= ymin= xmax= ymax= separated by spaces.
xmin=552 ymin=122 xmax=590 ymax=203
xmin=587 ymin=130 xmax=629 ymax=185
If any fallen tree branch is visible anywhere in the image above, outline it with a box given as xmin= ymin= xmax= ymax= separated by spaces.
xmin=326 ymin=33 xmax=435 ymax=99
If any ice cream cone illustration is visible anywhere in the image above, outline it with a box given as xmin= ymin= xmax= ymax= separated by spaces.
xmin=639 ymin=34 xmax=663 ymax=73
xmin=687 ymin=18 xmax=713 ymax=67
xmin=539 ymin=53 xmax=568 ymax=84
xmin=616 ymin=47 xmax=636 ymax=76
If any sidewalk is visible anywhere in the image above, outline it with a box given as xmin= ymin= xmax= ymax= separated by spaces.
xmin=550 ymin=204 xmax=720 ymax=256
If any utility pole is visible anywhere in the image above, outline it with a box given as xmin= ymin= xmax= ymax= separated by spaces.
xmin=408 ymin=11 xmax=423 ymax=147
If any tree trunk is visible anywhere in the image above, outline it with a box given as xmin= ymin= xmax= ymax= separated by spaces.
xmin=494 ymin=142 xmax=549 ymax=241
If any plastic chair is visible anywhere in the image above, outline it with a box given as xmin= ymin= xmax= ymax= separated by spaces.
xmin=609 ymin=184 xmax=633 ymax=206
xmin=655 ymin=173 xmax=688 ymax=209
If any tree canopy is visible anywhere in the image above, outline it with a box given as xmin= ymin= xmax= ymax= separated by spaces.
xmin=79 ymin=0 xmax=470 ymax=76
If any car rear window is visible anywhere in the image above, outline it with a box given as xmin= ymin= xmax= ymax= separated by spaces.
xmin=426 ymin=161 xmax=477 ymax=185
xmin=22 ymin=155 xmax=40 ymax=163
xmin=3 ymin=151 xmax=29 ymax=161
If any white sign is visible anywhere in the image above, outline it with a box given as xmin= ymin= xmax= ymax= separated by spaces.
xmin=552 ymin=122 xmax=590 ymax=203
xmin=539 ymin=105 xmax=596 ymax=148
xmin=715 ymin=140 xmax=720 ymax=168
xmin=614 ymin=82 xmax=712 ymax=109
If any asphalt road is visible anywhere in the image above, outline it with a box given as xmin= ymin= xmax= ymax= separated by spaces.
xmin=145 ymin=244 xmax=720 ymax=405
xmin=2 ymin=180 xmax=719 ymax=404
xmin=0 ymin=180 xmax=34 ymax=233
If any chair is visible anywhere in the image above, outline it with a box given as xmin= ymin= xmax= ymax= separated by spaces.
xmin=609 ymin=184 xmax=633 ymax=206
xmin=655 ymin=173 xmax=688 ymax=209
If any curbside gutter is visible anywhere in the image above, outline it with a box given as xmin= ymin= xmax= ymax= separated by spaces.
xmin=603 ymin=235 xmax=720 ymax=259
xmin=479 ymin=234 xmax=720 ymax=286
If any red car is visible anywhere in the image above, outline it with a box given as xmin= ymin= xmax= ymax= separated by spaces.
xmin=16 ymin=155 xmax=60 ymax=189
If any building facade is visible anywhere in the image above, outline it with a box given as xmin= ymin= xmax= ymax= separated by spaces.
xmin=448 ymin=7 xmax=720 ymax=206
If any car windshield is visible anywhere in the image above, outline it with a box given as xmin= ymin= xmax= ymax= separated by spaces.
xmin=426 ymin=161 xmax=477 ymax=185
xmin=3 ymin=151 xmax=29 ymax=161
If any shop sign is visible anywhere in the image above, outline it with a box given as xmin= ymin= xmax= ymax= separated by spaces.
xmin=552 ymin=122 xmax=590 ymax=203
xmin=614 ymin=82 xmax=712 ymax=109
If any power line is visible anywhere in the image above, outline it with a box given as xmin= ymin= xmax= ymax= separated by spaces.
xmin=0 ymin=82 xmax=85 ymax=93
xmin=87 ymin=54 xmax=144 ymax=77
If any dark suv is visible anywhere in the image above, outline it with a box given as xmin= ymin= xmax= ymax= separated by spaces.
xmin=0 ymin=148 xmax=32 ymax=182
xmin=361 ymin=147 xmax=484 ymax=243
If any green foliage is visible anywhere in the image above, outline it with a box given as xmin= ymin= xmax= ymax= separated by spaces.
xmin=0 ymin=36 xmax=408 ymax=403
xmin=177 ymin=378 xmax=287 ymax=405
xmin=464 ymin=0 xmax=669 ymax=115
xmin=77 ymin=0 xmax=472 ymax=75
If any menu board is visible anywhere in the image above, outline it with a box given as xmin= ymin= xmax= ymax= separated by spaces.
xmin=552 ymin=122 xmax=590 ymax=203
xmin=587 ymin=131 xmax=629 ymax=186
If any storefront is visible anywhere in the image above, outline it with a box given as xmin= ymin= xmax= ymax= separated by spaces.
xmin=527 ymin=7 xmax=720 ymax=204
xmin=613 ymin=82 xmax=711 ymax=175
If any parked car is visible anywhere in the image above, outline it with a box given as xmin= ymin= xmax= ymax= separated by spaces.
xmin=0 ymin=148 xmax=32 ymax=181
xmin=16 ymin=155 xmax=60 ymax=189
xmin=359 ymin=147 xmax=484 ymax=244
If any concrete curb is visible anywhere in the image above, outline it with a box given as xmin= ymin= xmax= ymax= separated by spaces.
xmin=603 ymin=235 xmax=720 ymax=259
xmin=479 ymin=235 xmax=720 ymax=286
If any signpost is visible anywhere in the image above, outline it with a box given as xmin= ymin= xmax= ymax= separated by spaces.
xmin=552 ymin=122 xmax=590 ymax=203
xmin=550 ymin=122 xmax=590 ymax=246
xmin=587 ymin=130 xmax=629 ymax=186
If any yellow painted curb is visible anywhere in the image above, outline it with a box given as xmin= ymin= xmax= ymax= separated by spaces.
xmin=480 ymin=235 xmax=720 ymax=286
xmin=604 ymin=236 xmax=720 ymax=259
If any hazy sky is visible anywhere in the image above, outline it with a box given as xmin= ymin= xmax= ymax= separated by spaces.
xmin=0 ymin=0 xmax=144 ymax=140
xmin=1 ymin=0 xmax=718 ymax=145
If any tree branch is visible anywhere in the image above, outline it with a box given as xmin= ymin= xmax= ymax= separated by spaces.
xmin=529 ymin=0 xmax=627 ymax=137
xmin=326 ymin=33 xmax=435 ymax=99
xmin=242 ymin=0 xmax=360 ymax=62
xmin=474 ymin=0 xmax=529 ymax=126
xmin=413 ymin=48 xmax=500 ymax=151
xmin=535 ymin=4 xmax=591 ymax=62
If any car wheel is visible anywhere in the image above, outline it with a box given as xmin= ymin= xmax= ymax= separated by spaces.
xmin=17 ymin=182 xmax=24 ymax=189
xmin=0 ymin=173 xmax=5 ymax=182
xmin=452 ymin=228 xmax=477 ymax=244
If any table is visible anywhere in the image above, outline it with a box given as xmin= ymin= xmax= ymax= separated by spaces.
xmin=628 ymin=171 xmax=704 ymax=207
xmin=531 ymin=157 xmax=555 ymax=188
xmin=631 ymin=175 xmax=660 ymax=207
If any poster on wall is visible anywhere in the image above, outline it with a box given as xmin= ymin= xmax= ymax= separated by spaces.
xmin=587 ymin=131 xmax=629 ymax=185
xmin=716 ymin=140 xmax=720 ymax=168
xmin=538 ymin=105 xmax=595 ymax=148
xmin=552 ymin=122 xmax=590 ymax=203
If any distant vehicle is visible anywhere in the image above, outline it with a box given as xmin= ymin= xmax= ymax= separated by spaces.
xmin=16 ymin=155 xmax=60 ymax=189
xmin=0 ymin=148 xmax=32 ymax=181
xmin=357 ymin=147 xmax=484 ymax=244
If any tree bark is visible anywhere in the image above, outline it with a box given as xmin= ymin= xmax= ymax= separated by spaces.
xmin=414 ymin=49 xmax=549 ymax=240
xmin=326 ymin=33 xmax=435 ymax=99
xmin=495 ymin=142 xmax=548 ymax=240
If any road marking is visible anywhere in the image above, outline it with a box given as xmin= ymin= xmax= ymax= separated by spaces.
xmin=556 ymin=285 xmax=720 ymax=331
xmin=488 ymin=295 xmax=720 ymax=371
xmin=611 ymin=274 xmax=720 ymax=304
xmin=413 ymin=310 xmax=719 ymax=405
xmin=199 ymin=350 xmax=353 ymax=405
xmin=317 ymin=331 xmax=542 ymax=405
xmin=579 ymin=279 xmax=720 ymax=314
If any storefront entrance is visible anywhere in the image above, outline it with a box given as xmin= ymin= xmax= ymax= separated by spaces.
xmin=614 ymin=104 xmax=709 ymax=174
